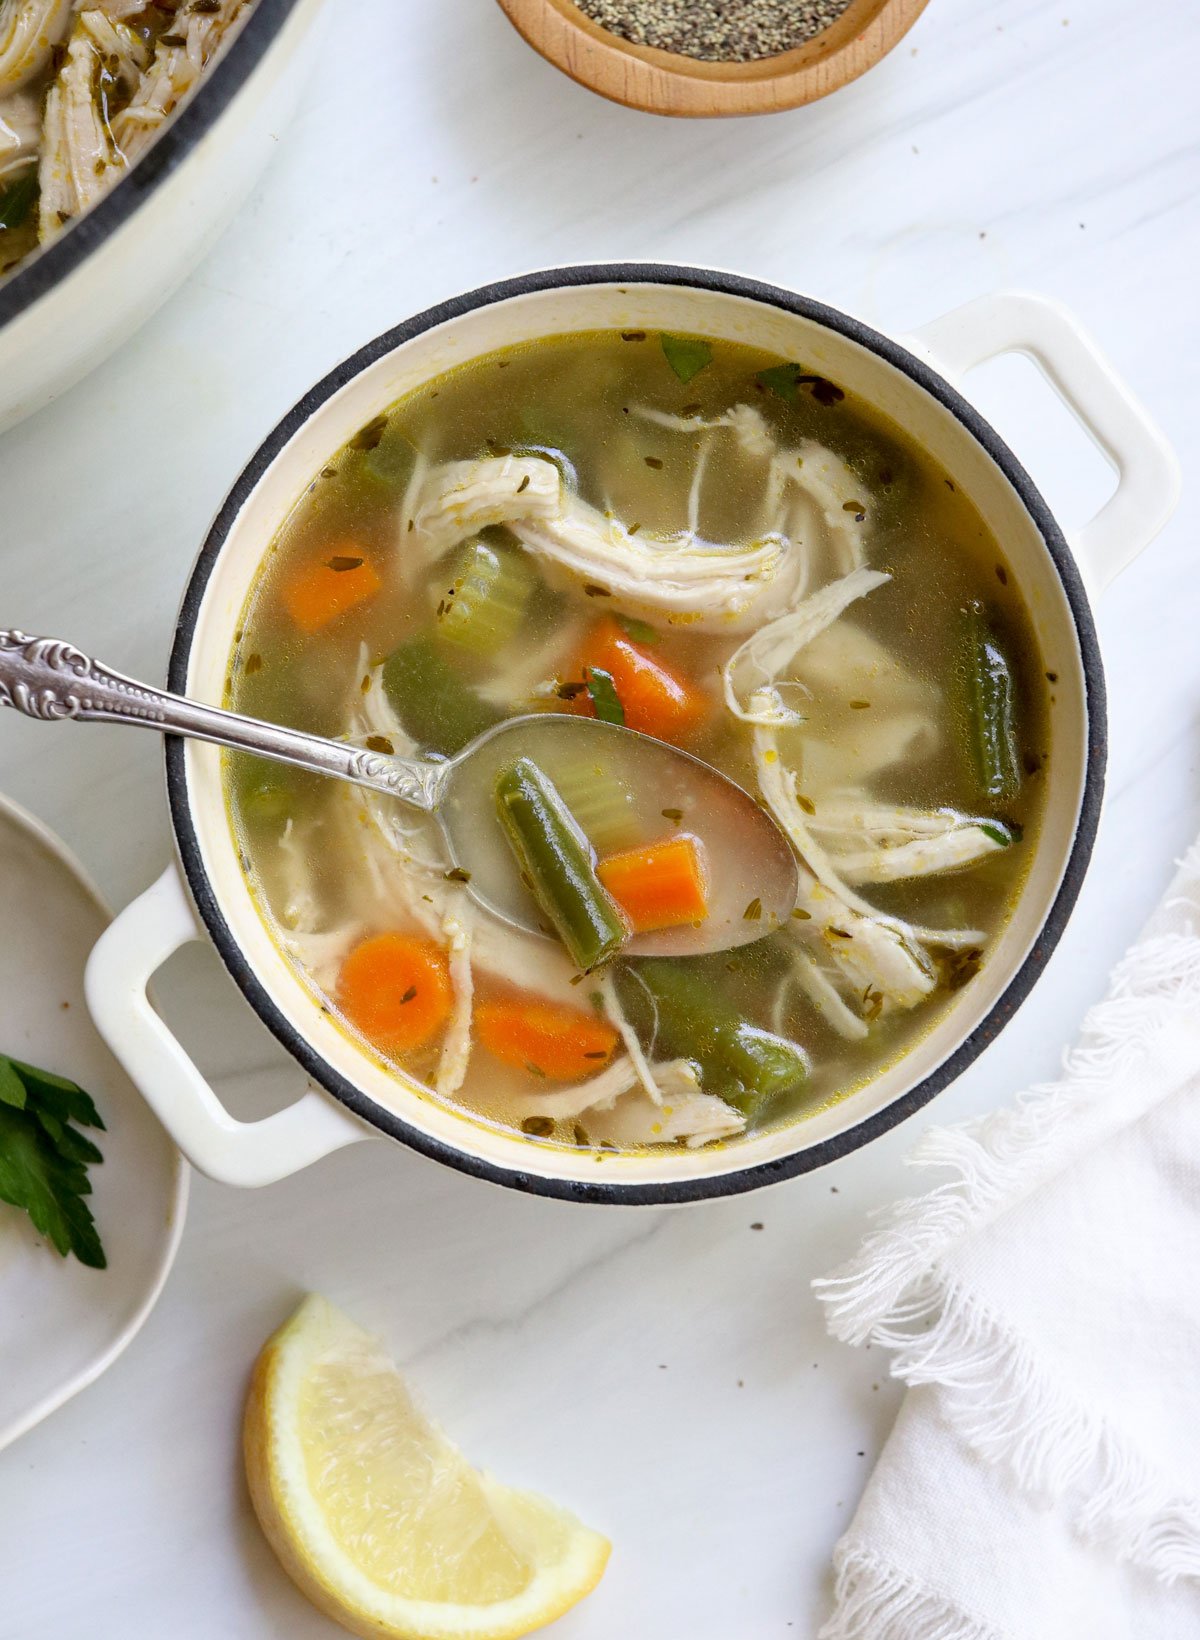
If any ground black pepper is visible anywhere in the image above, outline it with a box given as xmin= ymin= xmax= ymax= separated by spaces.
xmin=574 ymin=0 xmax=854 ymax=62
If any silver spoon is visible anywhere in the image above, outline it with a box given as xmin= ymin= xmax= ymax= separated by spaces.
xmin=0 ymin=630 xmax=798 ymax=957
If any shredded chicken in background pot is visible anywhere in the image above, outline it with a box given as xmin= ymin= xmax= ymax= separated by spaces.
xmin=0 ymin=0 xmax=255 ymax=277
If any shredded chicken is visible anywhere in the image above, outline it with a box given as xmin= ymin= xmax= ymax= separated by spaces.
xmin=0 ymin=84 xmax=37 ymax=179
xmin=584 ymin=1077 xmax=745 ymax=1150
xmin=30 ymin=0 xmax=252 ymax=244
xmin=511 ymin=500 xmax=786 ymax=630
xmin=435 ymin=914 xmax=474 ymax=1098
xmin=110 ymin=0 xmax=248 ymax=165
xmin=37 ymin=9 xmax=148 ymax=237
xmin=517 ymin=1056 xmax=743 ymax=1147
xmin=835 ymin=831 xmax=1001 ymax=884
xmin=403 ymin=402 xmax=882 ymax=636
xmin=723 ymin=567 xmax=890 ymax=725
xmin=596 ymin=969 xmax=665 ymax=1105
xmin=0 ymin=0 xmax=72 ymax=93
xmin=408 ymin=455 xmax=560 ymax=557
xmin=633 ymin=401 xmax=868 ymax=577
xmin=777 ymin=954 xmax=869 ymax=1043
xmin=406 ymin=453 xmax=796 ymax=632
xmin=751 ymin=702 xmax=937 ymax=1012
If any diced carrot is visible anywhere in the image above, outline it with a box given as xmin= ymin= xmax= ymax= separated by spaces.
xmin=573 ymin=617 xmax=708 ymax=743
xmin=338 ymin=934 xmax=452 ymax=1054
xmin=475 ymin=993 xmax=619 ymax=1082
xmin=281 ymin=550 xmax=381 ymax=634
xmin=597 ymin=833 xmax=709 ymax=933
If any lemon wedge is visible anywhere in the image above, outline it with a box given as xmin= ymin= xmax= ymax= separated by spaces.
xmin=244 ymin=1294 xmax=610 ymax=1640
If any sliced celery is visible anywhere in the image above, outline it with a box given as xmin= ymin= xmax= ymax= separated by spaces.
xmin=434 ymin=535 xmax=540 ymax=658
xmin=549 ymin=758 xmax=642 ymax=854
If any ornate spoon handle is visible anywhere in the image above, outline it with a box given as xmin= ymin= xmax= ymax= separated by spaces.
xmin=0 ymin=630 xmax=446 ymax=811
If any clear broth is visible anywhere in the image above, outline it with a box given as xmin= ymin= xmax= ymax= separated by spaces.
xmin=223 ymin=330 xmax=1050 ymax=1152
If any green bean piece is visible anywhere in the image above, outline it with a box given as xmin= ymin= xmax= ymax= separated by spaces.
xmin=228 ymin=753 xmax=322 ymax=829
xmin=616 ymin=958 xmax=808 ymax=1119
xmin=239 ymin=771 xmax=295 ymax=826
xmin=495 ymin=758 xmax=628 ymax=971
xmin=381 ymin=635 xmax=502 ymax=756
xmin=963 ymin=602 xmax=1021 ymax=802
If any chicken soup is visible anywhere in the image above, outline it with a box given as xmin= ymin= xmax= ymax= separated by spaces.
xmin=223 ymin=330 xmax=1049 ymax=1153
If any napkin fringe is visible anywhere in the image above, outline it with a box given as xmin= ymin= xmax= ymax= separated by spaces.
xmin=821 ymin=1544 xmax=999 ymax=1640
xmin=815 ymin=927 xmax=1200 ymax=1583
xmin=864 ymin=1275 xmax=1200 ymax=1580
xmin=817 ymin=930 xmax=1200 ymax=1349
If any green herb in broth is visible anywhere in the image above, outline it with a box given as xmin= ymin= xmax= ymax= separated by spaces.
xmin=660 ymin=333 xmax=713 ymax=384
xmin=583 ymin=666 xmax=624 ymax=726
xmin=495 ymin=758 xmax=628 ymax=972
xmin=222 ymin=328 xmax=1049 ymax=1155
xmin=756 ymin=363 xmax=846 ymax=406
xmin=0 ymin=170 xmax=38 ymax=233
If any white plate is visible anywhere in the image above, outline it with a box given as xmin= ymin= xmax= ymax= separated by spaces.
xmin=0 ymin=794 xmax=187 ymax=1451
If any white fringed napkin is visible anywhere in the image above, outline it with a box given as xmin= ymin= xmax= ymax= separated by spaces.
xmin=813 ymin=840 xmax=1200 ymax=1639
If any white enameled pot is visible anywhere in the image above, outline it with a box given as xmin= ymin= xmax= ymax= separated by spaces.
xmin=0 ymin=0 xmax=324 ymax=434
xmin=85 ymin=267 xmax=1179 ymax=1203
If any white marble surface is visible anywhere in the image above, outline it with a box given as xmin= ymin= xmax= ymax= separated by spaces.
xmin=1 ymin=0 xmax=1197 ymax=1633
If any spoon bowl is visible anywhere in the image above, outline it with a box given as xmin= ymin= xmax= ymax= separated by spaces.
xmin=439 ymin=713 xmax=799 ymax=955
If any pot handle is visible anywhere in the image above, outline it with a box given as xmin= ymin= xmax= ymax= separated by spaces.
xmin=85 ymin=866 xmax=370 ymax=1187
xmin=902 ymin=290 xmax=1180 ymax=594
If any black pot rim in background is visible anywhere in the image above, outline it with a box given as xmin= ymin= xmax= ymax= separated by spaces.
xmin=0 ymin=0 xmax=306 ymax=336
xmin=167 ymin=262 xmax=1107 ymax=1206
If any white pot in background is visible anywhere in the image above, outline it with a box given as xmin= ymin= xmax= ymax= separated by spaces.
xmin=0 ymin=0 xmax=325 ymax=434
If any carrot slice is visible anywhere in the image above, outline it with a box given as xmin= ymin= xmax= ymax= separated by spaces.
xmin=281 ymin=550 xmax=381 ymax=634
xmin=597 ymin=833 xmax=709 ymax=933
xmin=475 ymin=993 xmax=619 ymax=1082
xmin=338 ymin=934 xmax=452 ymax=1054
xmin=573 ymin=617 xmax=707 ymax=743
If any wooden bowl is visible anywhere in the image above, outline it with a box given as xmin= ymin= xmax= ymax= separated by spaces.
xmin=494 ymin=0 xmax=932 ymax=117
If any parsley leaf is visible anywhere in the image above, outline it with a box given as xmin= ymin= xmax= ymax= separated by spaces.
xmin=0 ymin=1055 xmax=106 ymax=1268
xmin=0 ymin=169 xmax=38 ymax=234
xmin=979 ymin=820 xmax=1021 ymax=847
xmin=584 ymin=666 xmax=625 ymax=726
xmin=756 ymin=364 xmax=846 ymax=406
xmin=660 ymin=333 xmax=713 ymax=384
xmin=0 ymin=1057 xmax=27 ymax=1108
